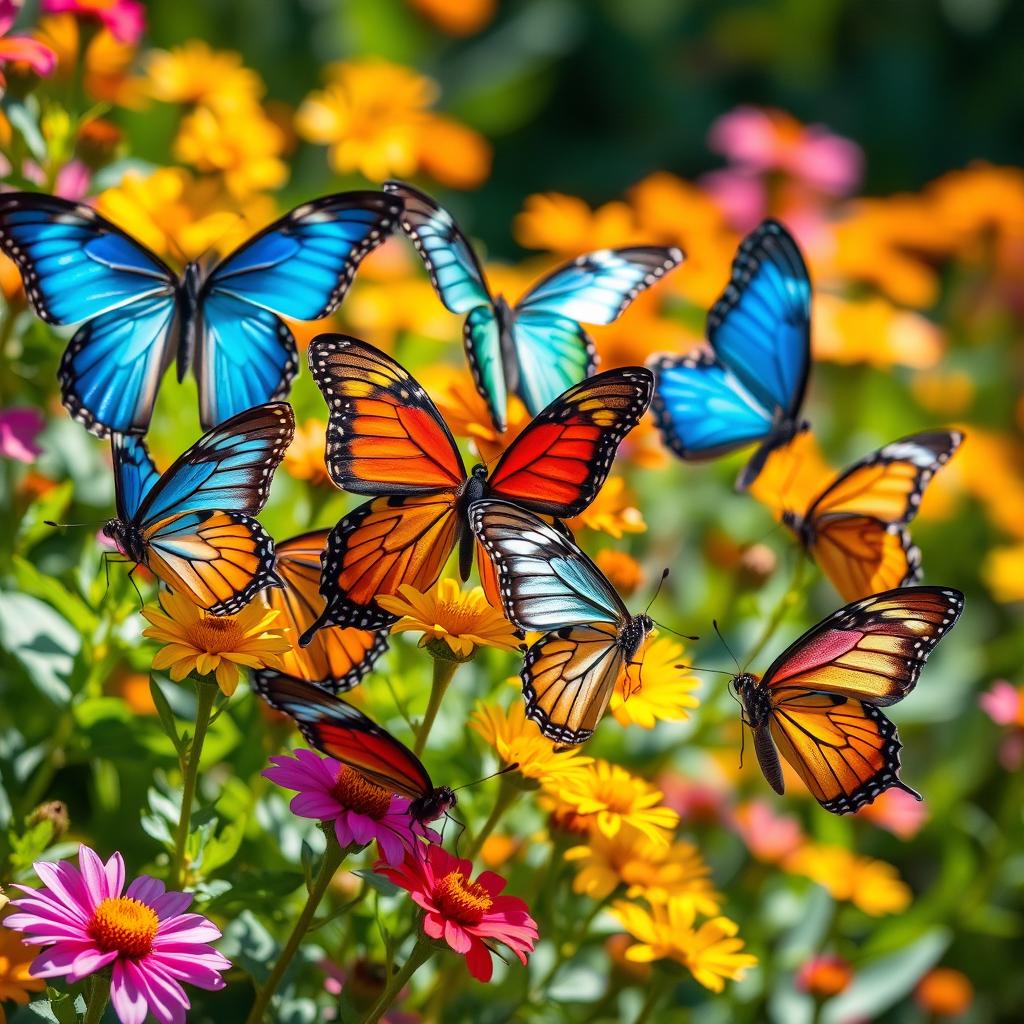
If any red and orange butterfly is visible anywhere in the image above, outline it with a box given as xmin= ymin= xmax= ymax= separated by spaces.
xmin=752 ymin=430 xmax=962 ymax=602
xmin=733 ymin=586 xmax=964 ymax=813
xmin=256 ymin=672 xmax=456 ymax=823
xmin=300 ymin=334 xmax=653 ymax=637
xmin=256 ymin=531 xmax=388 ymax=693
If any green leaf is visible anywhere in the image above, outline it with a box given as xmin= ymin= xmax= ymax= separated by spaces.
xmin=149 ymin=675 xmax=185 ymax=755
xmin=0 ymin=591 xmax=79 ymax=703
xmin=11 ymin=556 xmax=99 ymax=635
xmin=353 ymin=869 xmax=400 ymax=897
xmin=15 ymin=481 xmax=74 ymax=554
xmin=7 ymin=820 xmax=56 ymax=873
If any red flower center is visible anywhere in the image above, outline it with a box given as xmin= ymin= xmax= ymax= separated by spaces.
xmin=330 ymin=765 xmax=393 ymax=818
xmin=433 ymin=870 xmax=493 ymax=925
xmin=87 ymin=897 xmax=159 ymax=958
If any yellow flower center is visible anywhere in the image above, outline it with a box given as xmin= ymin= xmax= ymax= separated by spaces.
xmin=433 ymin=870 xmax=493 ymax=925
xmin=592 ymin=781 xmax=641 ymax=815
xmin=87 ymin=897 xmax=159 ymax=958
xmin=431 ymin=597 xmax=485 ymax=637
xmin=330 ymin=766 xmax=393 ymax=818
xmin=185 ymin=615 xmax=246 ymax=654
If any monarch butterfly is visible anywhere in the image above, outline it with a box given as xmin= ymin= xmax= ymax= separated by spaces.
xmin=733 ymin=586 xmax=964 ymax=813
xmin=256 ymin=531 xmax=388 ymax=693
xmin=384 ymin=180 xmax=682 ymax=432
xmin=255 ymin=672 xmax=456 ymax=823
xmin=0 ymin=190 xmax=400 ymax=435
xmin=649 ymin=220 xmax=811 ymax=489
xmin=471 ymin=500 xmax=655 ymax=746
xmin=103 ymin=403 xmax=294 ymax=614
xmin=776 ymin=430 xmax=963 ymax=602
xmin=301 ymin=335 xmax=653 ymax=636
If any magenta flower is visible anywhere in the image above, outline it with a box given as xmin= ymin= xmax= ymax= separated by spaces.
xmin=263 ymin=748 xmax=433 ymax=866
xmin=5 ymin=844 xmax=230 ymax=1024
xmin=41 ymin=0 xmax=145 ymax=45
xmin=377 ymin=845 xmax=539 ymax=982
xmin=0 ymin=407 xmax=44 ymax=463
xmin=0 ymin=1 xmax=56 ymax=87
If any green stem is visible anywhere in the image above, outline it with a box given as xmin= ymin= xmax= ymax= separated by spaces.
xmin=413 ymin=655 xmax=460 ymax=757
xmin=633 ymin=975 xmax=671 ymax=1024
xmin=465 ymin=772 xmax=521 ymax=859
xmin=244 ymin=828 xmax=348 ymax=1024
xmin=744 ymin=555 xmax=807 ymax=668
xmin=171 ymin=677 xmax=218 ymax=889
xmin=360 ymin=938 xmax=435 ymax=1024
xmin=82 ymin=972 xmax=111 ymax=1024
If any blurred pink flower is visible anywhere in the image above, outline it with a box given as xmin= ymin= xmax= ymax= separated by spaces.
xmin=855 ymin=787 xmax=929 ymax=839
xmin=730 ymin=800 xmax=803 ymax=863
xmin=0 ymin=407 xmax=44 ymax=462
xmin=41 ymin=0 xmax=145 ymax=45
xmin=5 ymin=844 xmax=230 ymax=1024
xmin=0 ymin=1 xmax=57 ymax=84
xmin=23 ymin=159 xmax=91 ymax=201
xmin=701 ymin=167 xmax=767 ymax=232
xmin=657 ymin=772 xmax=730 ymax=824
xmin=980 ymin=679 xmax=1023 ymax=726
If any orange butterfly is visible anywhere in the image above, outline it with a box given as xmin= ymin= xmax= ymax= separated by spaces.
xmin=733 ymin=586 xmax=964 ymax=813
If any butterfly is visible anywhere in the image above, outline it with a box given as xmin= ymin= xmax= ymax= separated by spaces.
xmin=383 ymin=180 xmax=682 ymax=432
xmin=775 ymin=430 xmax=963 ymax=602
xmin=733 ymin=586 xmax=964 ymax=813
xmin=0 ymin=190 xmax=401 ymax=436
xmin=470 ymin=500 xmax=656 ymax=746
xmin=255 ymin=531 xmax=389 ymax=693
xmin=301 ymin=335 xmax=653 ymax=636
xmin=255 ymin=672 xmax=456 ymax=823
xmin=104 ymin=402 xmax=294 ymax=614
xmin=649 ymin=219 xmax=811 ymax=490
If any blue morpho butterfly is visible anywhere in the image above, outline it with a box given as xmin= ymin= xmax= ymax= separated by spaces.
xmin=648 ymin=219 xmax=812 ymax=490
xmin=0 ymin=190 xmax=402 ymax=437
xmin=383 ymin=180 xmax=683 ymax=432
xmin=104 ymin=402 xmax=294 ymax=615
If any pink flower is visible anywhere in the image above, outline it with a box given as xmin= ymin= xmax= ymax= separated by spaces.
xmin=855 ymin=787 xmax=929 ymax=839
xmin=41 ymin=0 xmax=145 ymax=45
xmin=700 ymin=167 xmax=768 ymax=232
xmin=0 ymin=1 xmax=57 ymax=85
xmin=4 ymin=844 xmax=230 ymax=1024
xmin=23 ymin=158 xmax=91 ymax=201
xmin=262 ymin=748 xmax=433 ymax=866
xmin=980 ymin=680 xmax=1023 ymax=726
xmin=730 ymin=799 xmax=803 ymax=863
xmin=0 ymin=407 xmax=44 ymax=462
xmin=377 ymin=845 xmax=538 ymax=982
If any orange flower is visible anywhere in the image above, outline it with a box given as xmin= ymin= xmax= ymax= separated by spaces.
xmin=417 ymin=114 xmax=492 ymax=190
xmin=514 ymin=192 xmax=642 ymax=254
xmin=783 ymin=842 xmax=911 ymax=916
xmin=566 ymin=476 xmax=645 ymax=538
xmin=145 ymin=40 xmax=264 ymax=111
xmin=408 ymin=0 xmax=496 ymax=36
xmin=915 ymin=967 xmax=974 ymax=1017
xmin=595 ymin=550 xmax=644 ymax=597
xmin=796 ymin=954 xmax=853 ymax=998
xmin=282 ymin=419 xmax=330 ymax=487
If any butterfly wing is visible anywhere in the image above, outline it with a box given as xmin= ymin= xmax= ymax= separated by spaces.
xmin=486 ymin=367 xmax=654 ymax=517
xmin=811 ymin=518 xmax=920 ymax=603
xmin=135 ymin=403 xmax=295 ymax=526
xmin=463 ymin=305 xmax=509 ymax=432
xmin=255 ymin=673 xmax=433 ymax=800
xmin=261 ymin=531 xmax=388 ymax=692
xmin=111 ymin=435 xmax=161 ymax=523
xmin=307 ymin=335 xmax=466 ymax=496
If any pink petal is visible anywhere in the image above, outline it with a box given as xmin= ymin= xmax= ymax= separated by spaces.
xmin=155 ymin=914 xmax=222 ymax=944
xmin=110 ymin=960 xmax=149 ymax=1024
xmin=30 ymin=861 xmax=93 ymax=920
xmin=144 ymin=951 xmax=230 ymax=987
xmin=0 ymin=1 xmax=15 ymax=36
xmin=464 ymin=938 xmax=494 ymax=982
xmin=375 ymin=830 xmax=404 ymax=867
xmin=125 ymin=959 xmax=188 ymax=1024
xmin=29 ymin=942 xmax=100 ymax=978
xmin=348 ymin=813 xmax=375 ymax=845
xmin=422 ymin=912 xmax=444 ymax=941
xmin=126 ymin=875 xmax=165 ymax=906
xmin=475 ymin=871 xmax=507 ymax=898
xmin=69 ymin=947 xmax=119 ymax=981
xmin=444 ymin=920 xmax=472 ymax=954
xmin=0 ymin=36 xmax=57 ymax=77
xmin=289 ymin=792 xmax=342 ymax=819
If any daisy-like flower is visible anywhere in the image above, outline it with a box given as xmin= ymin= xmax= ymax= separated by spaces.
xmin=609 ymin=636 xmax=699 ymax=729
xmin=144 ymin=40 xmax=264 ymax=111
xmin=263 ymin=749 xmax=432 ymax=866
xmin=377 ymin=845 xmax=538 ymax=982
xmin=0 ymin=2 xmax=57 ymax=89
xmin=141 ymin=589 xmax=290 ymax=696
xmin=783 ymin=842 xmax=911 ymax=916
xmin=610 ymin=898 xmax=757 ymax=993
xmin=0 ymin=915 xmax=44 ymax=1021
xmin=5 ymin=845 xmax=230 ymax=1024
xmin=565 ymin=477 xmax=645 ymax=539
xmin=376 ymin=579 xmax=521 ymax=660
xmin=469 ymin=701 xmax=593 ymax=788
xmin=552 ymin=761 xmax=680 ymax=845
xmin=42 ymin=0 xmax=145 ymax=45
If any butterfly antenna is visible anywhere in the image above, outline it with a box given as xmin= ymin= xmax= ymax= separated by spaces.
xmin=738 ymin=719 xmax=746 ymax=771
xmin=653 ymin=622 xmax=700 ymax=642
xmin=454 ymin=761 xmax=519 ymax=793
xmin=645 ymin=568 xmax=670 ymax=613
xmin=713 ymin=620 xmax=742 ymax=673
xmin=45 ymin=519 xmax=104 ymax=529
xmin=675 ymin=662 xmax=734 ymax=677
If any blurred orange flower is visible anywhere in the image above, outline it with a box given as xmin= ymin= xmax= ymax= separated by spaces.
xmin=408 ymin=0 xmax=496 ymax=36
xmin=784 ymin=842 xmax=912 ymax=916
xmin=566 ymin=476 xmax=645 ymax=538
xmin=283 ymin=419 xmax=329 ymax=487
xmin=796 ymin=954 xmax=853 ymax=998
xmin=417 ymin=115 xmax=492 ymax=190
xmin=514 ymin=192 xmax=642 ymax=254
xmin=145 ymin=40 xmax=264 ymax=110
xmin=595 ymin=549 xmax=644 ymax=598
xmin=915 ymin=967 xmax=974 ymax=1017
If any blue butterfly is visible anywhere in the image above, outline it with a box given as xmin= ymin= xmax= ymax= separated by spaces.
xmin=105 ymin=402 xmax=294 ymax=614
xmin=0 ymin=191 xmax=401 ymax=437
xmin=384 ymin=180 xmax=683 ymax=432
xmin=470 ymin=499 xmax=654 ymax=746
xmin=648 ymin=219 xmax=812 ymax=490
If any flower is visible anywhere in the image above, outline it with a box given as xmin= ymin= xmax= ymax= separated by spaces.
xmin=376 ymin=844 xmax=538 ymax=982
xmin=610 ymin=898 xmax=757 ymax=993
xmin=416 ymin=115 xmax=492 ymax=190
xmin=0 ymin=2 xmax=57 ymax=88
xmin=263 ymin=749 xmax=431 ymax=866
xmin=408 ymin=0 xmax=496 ymax=36
xmin=469 ymin=701 xmax=593 ymax=787
xmin=0 ymin=915 xmax=44 ymax=1021
xmin=983 ymin=543 xmax=1024 ymax=605
xmin=41 ymin=0 xmax=144 ymax=45
xmin=0 ymin=408 xmax=44 ymax=463
xmin=730 ymin=800 xmax=803 ymax=863
xmin=283 ymin=419 xmax=330 ymax=486
xmin=141 ymin=589 xmax=290 ymax=696
xmin=595 ymin=550 xmax=644 ymax=597
xmin=980 ymin=679 xmax=1024 ymax=726
xmin=855 ymin=787 xmax=929 ymax=839
xmin=376 ymin=579 xmax=522 ymax=659
xmin=566 ymin=476 xmax=645 ymax=538
xmin=748 ymin=429 xmax=835 ymax=521
xmin=915 ymin=967 xmax=974 ymax=1017
xmin=796 ymin=954 xmax=853 ymax=998
xmin=783 ymin=842 xmax=912 ymax=916
xmin=553 ymin=761 xmax=679 ymax=845
xmin=145 ymin=41 xmax=264 ymax=111
xmin=609 ymin=636 xmax=699 ymax=729
xmin=5 ymin=844 xmax=230 ymax=1024
xmin=513 ymin=192 xmax=642 ymax=254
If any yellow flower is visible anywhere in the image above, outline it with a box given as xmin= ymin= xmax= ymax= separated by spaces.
xmin=408 ymin=0 xmax=497 ymax=36
xmin=376 ymin=579 xmax=522 ymax=658
xmin=983 ymin=543 xmax=1024 ymax=603
xmin=609 ymin=637 xmax=699 ymax=729
xmin=514 ymin=192 xmax=642 ymax=254
xmin=342 ymin=277 xmax=456 ymax=347
xmin=0 ymin=918 xmax=44 ymax=1020
xmin=610 ymin=899 xmax=757 ymax=993
xmin=747 ymin=429 xmax=835 ymax=521
xmin=565 ymin=831 xmax=720 ymax=913
xmin=566 ymin=477 xmax=645 ymax=538
xmin=416 ymin=114 xmax=492 ymax=190
xmin=141 ymin=590 xmax=290 ymax=697
xmin=174 ymin=102 xmax=288 ymax=197
xmin=911 ymin=369 xmax=976 ymax=416
xmin=145 ymin=41 xmax=265 ymax=111
xmin=595 ymin=550 xmax=644 ymax=598
xmin=469 ymin=701 xmax=593 ymax=787
xmin=783 ymin=842 xmax=912 ymax=916
xmin=553 ymin=761 xmax=679 ymax=845
xmin=283 ymin=419 xmax=330 ymax=487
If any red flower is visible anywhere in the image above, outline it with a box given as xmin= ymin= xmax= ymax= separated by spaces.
xmin=376 ymin=845 xmax=538 ymax=982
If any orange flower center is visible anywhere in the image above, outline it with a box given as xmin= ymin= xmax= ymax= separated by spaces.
xmin=185 ymin=616 xmax=246 ymax=655
xmin=87 ymin=897 xmax=159 ymax=959
xmin=592 ymin=781 xmax=642 ymax=815
xmin=330 ymin=766 xmax=393 ymax=818
xmin=433 ymin=870 xmax=493 ymax=925
xmin=548 ymin=806 xmax=593 ymax=836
